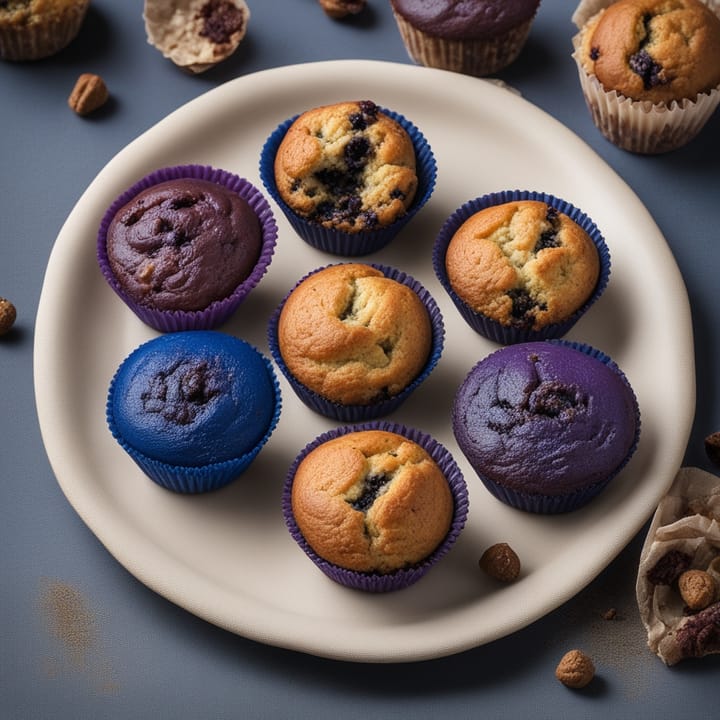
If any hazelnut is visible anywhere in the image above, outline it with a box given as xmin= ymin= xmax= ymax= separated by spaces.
xmin=318 ymin=0 xmax=366 ymax=19
xmin=555 ymin=649 xmax=595 ymax=688
xmin=479 ymin=542 xmax=521 ymax=582
xmin=678 ymin=569 xmax=716 ymax=611
xmin=0 ymin=297 xmax=16 ymax=335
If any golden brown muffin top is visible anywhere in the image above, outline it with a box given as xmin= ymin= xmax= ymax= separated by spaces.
xmin=0 ymin=0 xmax=88 ymax=26
xmin=273 ymin=100 xmax=417 ymax=233
xmin=277 ymin=263 xmax=432 ymax=405
xmin=445 ymin=200 xmax=600 ymax=330
xmin=291 ymin=430 xmax=453 ymax=573
xmin=580 ymin=0 xmax=720 ymax=103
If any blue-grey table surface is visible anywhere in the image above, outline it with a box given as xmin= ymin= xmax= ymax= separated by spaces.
xmin=2 ymin=2 xmax=719 ymax=718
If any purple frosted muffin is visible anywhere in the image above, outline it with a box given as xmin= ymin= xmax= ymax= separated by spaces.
xmin=452 ymin=341 xmax=640 ymax=513
xmin=268 ymin=262 xmax=444 ymax=422
xmin=259 ymin=100 xmax=436 ymax=256
xmin=390 ymin=0 xmax=541 ymax=77
xmin=106 ymin=330 xmax=281 ymax=493
xmin=98 ymin=165 xmax=277 ymax=332
xmin=283 ymin=422 xmax=469 ymax=592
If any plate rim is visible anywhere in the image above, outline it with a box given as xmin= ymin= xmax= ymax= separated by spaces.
xmin=33 ymin=59 xmax=696 ymax=663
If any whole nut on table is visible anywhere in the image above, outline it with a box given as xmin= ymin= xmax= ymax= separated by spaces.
xmin=318 ymin=0 xmax=366 ymax=19
xmin=68 ymin=73 xmax=109 ymax=116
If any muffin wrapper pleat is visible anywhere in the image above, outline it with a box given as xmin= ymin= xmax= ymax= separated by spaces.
xmin=283 ymin=421 xmax=469 ymax=592
xmin=97 ymin=164 xmax=277 ymax=332
xmin=267 ymin=262 xmax=444 ymax=422
xmin=469 ymin=340 xmax=641 ymax=514
xmin=259 ymin=106 xmax=436 ymax=257
xmin=432 ymin=189 xmax=611 ymax=345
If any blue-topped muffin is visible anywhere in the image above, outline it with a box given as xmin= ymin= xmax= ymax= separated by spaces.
xmin=106 ymin=330 xmax=281 ymax=493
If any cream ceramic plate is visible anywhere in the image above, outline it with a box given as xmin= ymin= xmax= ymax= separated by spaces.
xmin=34 ymin=60 xmax=695 ymax=663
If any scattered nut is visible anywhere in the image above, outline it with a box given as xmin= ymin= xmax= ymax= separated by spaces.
xmin=68 ymin=73 xmax=109 ymax=116
xmin=555 ymin=649 xmax=595 ymax=689
xmin=602 ymin=607 xmax=617 ymax=621
xmin=678 ymin=569 xmax=716 ymax=611
xmin=704 ymin=431 xmax=720 ymax=468
xmin=318 ymin=0 xmax=366 ymax=19
xmin=479 ymin=542 xmax=521 ymax=582
xmin=0 ymin=297 xmax=16 ymax=335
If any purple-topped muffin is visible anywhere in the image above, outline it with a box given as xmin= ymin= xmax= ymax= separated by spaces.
xmin=390 ymin=0 xmax=541 ymax=77
xmin=98 ymin=165 xmax=277 ymax=332
xmin=452 ymin=341 xmax=640 ymax=514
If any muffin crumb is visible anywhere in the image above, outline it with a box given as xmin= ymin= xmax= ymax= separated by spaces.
xmin=704 ymin=432 xmax=720 ymax=468
xmin=555 ymin=649 xmax=595 ymax=688
xmin=479 ymin=542 xmax=521 ymax=582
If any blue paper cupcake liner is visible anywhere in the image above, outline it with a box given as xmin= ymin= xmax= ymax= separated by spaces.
xmin=267 ymin=262 xmax=445 ymax=422
xmin=106 ymin=337 xmax=282 ymax=494
xmin=259 ymin=105 xmax=437 ymax=257
xmin=97 ymin=164 xmax=278 ymax=332
xmin=470 ymin=340 xmax=641 ymax=514
xmin=432 ymin=189 xmax=611 ymax=344
xmin=283 ymin=421 xmax=469 ymax=592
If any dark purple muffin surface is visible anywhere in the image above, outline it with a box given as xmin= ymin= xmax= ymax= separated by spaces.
xmin=452 ymin=342 xmax=639 ymax=496
xmin=106 ymin=178 xmax=261 ymax=312
xmin=390 ymin=0 xmax=541 ymax=40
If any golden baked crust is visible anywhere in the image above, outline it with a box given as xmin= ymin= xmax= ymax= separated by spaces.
xmin=274 ymin=100 xmax=417 ymax=233
xmin=445 ymin=200 xmax=599 ymax=330
xmin=277 ymin=263 xmax=432 ymax=405
xmin=291 ymin=430 xmax=454 ymax=573
xmin=579 ymin=0 xmax=720 ymax=103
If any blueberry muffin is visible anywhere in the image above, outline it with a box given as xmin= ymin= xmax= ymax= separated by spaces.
xmin=271 ymin=262 xmax=442 ymax=420
xmin=0 ymin=0 xmax=90 ymax=61
xmin=452 ymin=341 xmax=640 ymax=513
xmin=390 ymin=0 xmax=541 ymax=77
xmin=435 ymin=192 xmax=608 ymax=344
xmin=106 ymin=331 xmax=281 ymax=493
xmin=273 ymin=100 xmax=418 ymax=233
xmin=572 ymin=0 xmax=720 ymax=152
xmin=284 ymin=423 xmax=468 ymax=591
xmin=98 ymin=165 xmax=277 ymax=332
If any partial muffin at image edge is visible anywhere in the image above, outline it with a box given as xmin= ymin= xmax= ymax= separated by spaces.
xmin=0 ymin=0 xmax=90 ymax=61
xmin=267 ymin=262 xmax=444 ymax=422
xmin=452 ymin=340 xmax=641 ymax=514
xmin=106 ymin=330 xmax=282 ymax=494
xmin=259 ymin=99 xmax=436 ymax=256
xmin=283 ymin=422 xmax=469 ymax=592
xmin=433 ymin=189 xmax=610 ymax=345
xmin=571 ymin=0 xmax=720 ymax=153
xmin=97 ymin=164 xmax=277 ymax=332
xmin=389 ymin=0 xmax=541 ymax=77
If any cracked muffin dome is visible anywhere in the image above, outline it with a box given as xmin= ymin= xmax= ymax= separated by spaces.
xmin=437 ymin=194 xmax=607 ymax=344
xmin=273 ymin=100 xmax=418 ymax=233
xmin=106 ymin=331 xmax=281 ymax=493
xmin=272 ymin=262 xmax=440 ymax=419
xmin=578 ymin=0 xmax=720 ymax=104
xmin=452 ymin=341 xmax=640 ymax=514
xmin=289 ymin=428 xmax=455 ymax=576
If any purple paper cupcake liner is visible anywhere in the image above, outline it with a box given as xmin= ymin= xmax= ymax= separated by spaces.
xmin=432 ymin=189 xmax=611 ymax=344
xmin=472 ymin=340 xmax=641 ymax=514
xmin=259 ymin=105 xmax=437 ymax=257
xmin=97 ymin=164 xmax=278 ymax=332
xmin=267 ymin=262 xmax=445 ymax=422
xmin=106 ymin=340 xmax=282 ymax=494
xmin=283 ymin=421 xmax=469 ymax=592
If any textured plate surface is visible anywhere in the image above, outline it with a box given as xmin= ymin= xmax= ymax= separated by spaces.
xmin=34 ymin=60 xmax=695 ymax=663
